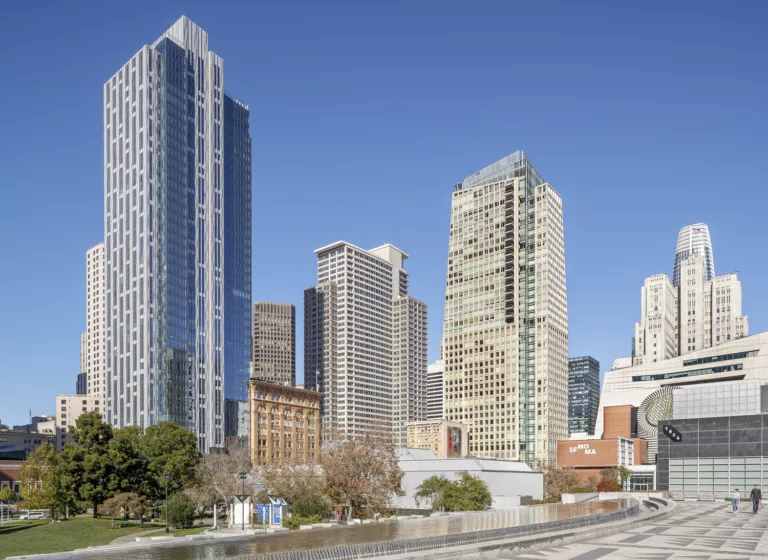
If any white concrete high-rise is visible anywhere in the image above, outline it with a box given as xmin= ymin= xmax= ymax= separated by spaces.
xmin=85 ymin=243 xmax=105 ymax=399
xmin=304 ymin=242 xmax=427 ymax=442
xmin=426 ymin=360 xmax=445 ymax=420
xmin=632 ymin=250 xmax=748 ymax=364
xmin=672 ymin=223 xmax=714 ymax=288
xmin=103 ymin=17 xmax=251 ymax=452
xmin=443 ymin=151 xmax=568 ymax=466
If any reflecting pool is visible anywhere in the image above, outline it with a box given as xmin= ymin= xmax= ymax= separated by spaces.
xmin=75 ymin=500 xmax=627 ymax=560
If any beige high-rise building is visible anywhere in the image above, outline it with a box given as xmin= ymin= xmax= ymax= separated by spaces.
xmin=443 ymin=151 xmax=568 ymax=466
xmin=392 ymin=296 xmax=428 ymax=446
xmin=252 ymin=303 xmax=296 ymax=386
xmin=85 ymin=243 xmax=105 ymax=399
xmin=304 ymin=242 xmax=427 ymax=442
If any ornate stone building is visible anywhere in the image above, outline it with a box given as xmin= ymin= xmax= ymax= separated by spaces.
xmin=248 ymin=379 xmax=322 ymax=465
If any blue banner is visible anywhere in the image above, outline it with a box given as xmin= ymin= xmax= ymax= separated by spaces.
xmin=273 ymin=504 xmax=281 ymax=525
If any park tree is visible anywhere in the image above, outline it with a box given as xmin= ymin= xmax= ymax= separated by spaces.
xmin=140 ymin=421 xmax=201 ymax=502
xmin=321 ymin=433 xmax=404 ymax=520
xmin=108 ymin=426 xmax=147 ymax=495
xmin=18 ymin=442 xmax=65 ymax=521
xmin=100 ymin=492 xmax=149 ymax=528
xmin=59 ymin=411 xmax=114 ymax=517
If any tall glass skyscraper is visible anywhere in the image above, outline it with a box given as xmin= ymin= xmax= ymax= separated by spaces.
xmin=103 ymin=17 xmax=251 ymax=452
xmin=567 ymin=356 xmax=600 ymax=435
xmin=672 ymin=223 xmax=714 ymax=287
xmin=443 ymin=151 xmax=568 ymax=466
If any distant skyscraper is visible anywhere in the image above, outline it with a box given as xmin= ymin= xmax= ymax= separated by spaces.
xmin=76 ymin=373 xmax=87 ymax=396
xmin=304 ymin=242 xmax=427 ymax=442
xmin=392 ymin=295 xmax=428 ymax=446
xmin=103 ymin=17 xmax=251 ymax=452
xmin=426 ymin=360 xmax=444 ymax=420
xmin=252 ymin=303 xmax=296 ymax=386
xmin=673 ymin=223 xmax=714 ymax=288
xmin=567 ymin=357 xmax=600 ymax=435
xmin=443 ymin=151 xmax=568 ymax=466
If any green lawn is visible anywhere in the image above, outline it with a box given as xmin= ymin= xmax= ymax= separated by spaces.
xmin=0 ymin=517 xmax=163 ymax=559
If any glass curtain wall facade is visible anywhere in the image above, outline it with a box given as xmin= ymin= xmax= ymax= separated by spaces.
xmin=104 ymin=17 xmax=251 ymax=452
xmin=568 ymin=356 xmax=600 ymax=435
xmin=443 ymin=151 xmax=568 ymax=466
xmin=672 ymin=223 xmax=714 ymax=288
xmin=223 ymin=93 xmax=253 ymax=441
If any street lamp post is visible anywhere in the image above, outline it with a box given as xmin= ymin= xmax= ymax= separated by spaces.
xmin=239 ymin=472 xmax=247 ymax=532
xmin=163 ymin=473 xmax=170 ymax=534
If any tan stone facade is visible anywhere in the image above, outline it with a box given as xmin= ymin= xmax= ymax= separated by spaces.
xmin=405 ymin=420 xmax=468 ymax=459
xmin=248 ymin=379 xmax=322 ymax=465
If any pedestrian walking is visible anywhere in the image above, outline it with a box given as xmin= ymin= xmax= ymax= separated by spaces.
xmin=732 ymin=489 xmax=740 ymax=513
xmin=750 ymin=484 xmax=762 ymax=514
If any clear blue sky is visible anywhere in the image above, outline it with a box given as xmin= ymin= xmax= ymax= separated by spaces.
xmin=1 ymin=1 xmax=766 ymax=427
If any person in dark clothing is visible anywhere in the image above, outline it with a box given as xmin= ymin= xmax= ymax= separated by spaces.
xmin=750 ymin=484 xmax=762 ymax=514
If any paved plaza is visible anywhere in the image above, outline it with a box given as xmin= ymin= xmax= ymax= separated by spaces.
xmin=512 ymin=501 xmax=768 ymax=559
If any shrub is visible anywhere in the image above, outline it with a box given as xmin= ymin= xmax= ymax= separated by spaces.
xmin=165 ymin=492 xmax=196 ymax=528
xmin=596 ymin=479 xmax=622 ymax=492
xmin=292 ymin=494 xmax=330 ymax=519
xmin=283 ymin=513 xmax=323 ymax=530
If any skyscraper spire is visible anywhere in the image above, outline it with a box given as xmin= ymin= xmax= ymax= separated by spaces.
xmin=672 ymin=223 xmax=714 ymax=287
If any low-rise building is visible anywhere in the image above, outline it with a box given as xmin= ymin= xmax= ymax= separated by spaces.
xmin=248 ymin=379 xmax=322 ymax=465
xmin=395 ymin=448 xmax=543 ymax=509
xmin=0 ymin=461 xmax=23 ymax=496
xmin=0 ymin=430 xmax=55 ymax=460
xmin=405 ymin=420 xmax=467 ymax=459
xmin=557 ymin=405 xmax=648 ymax=487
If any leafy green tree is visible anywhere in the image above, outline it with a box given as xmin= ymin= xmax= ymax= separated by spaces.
xmin=0 ymin=486 xmax=15 ymax=524
xmin=414 ymin=475 xmax=452 ymax=508
xmin=108 ymin=426 xmax=147 ymax=495
xmin=18 ymin=442 xmax=65 ymax=521
xmin=140 ymin=422 xmax=201 ymax=502
xmin=416 ymin=472 xmax=491 ymax=512
xmin=440 ymin=472 xmax=492 ymax=511
xmin=59 ymin=412 xmax=114 ymax=517
xmin=0 ymin=487 xmax=15 ymax=503
xmin=165 ymin=492 xmax=196 ymax=528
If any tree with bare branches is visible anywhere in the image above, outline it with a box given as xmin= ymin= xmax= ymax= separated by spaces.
xmin=260 ymin=460 xmax=324 ymax=505
xmin=194 ymin=447 xmax=257 ymax=526
xmin=320 ymin=433 xmax=403 ymax=520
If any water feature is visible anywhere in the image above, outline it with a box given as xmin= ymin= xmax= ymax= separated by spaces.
xmin=73 ymin=500 xmax=627 ymax=560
